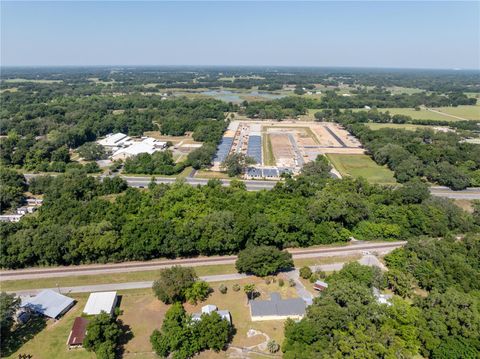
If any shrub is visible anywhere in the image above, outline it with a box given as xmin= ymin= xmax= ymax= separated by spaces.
xmin=185 ymin=281 xmax=212 ymax=304
xmin=232 ymin=284 xmax=241 ymax=292
xmin=299 ymin=266 xmax=312 ymax=279
xmin=278 ymin=278 xmax=285 ymax=287
xmin=289 ymin=279 xmax=296 ymax=287
xmin=267 ymin=339 xmax=280 ymax=353
xmin=265 ymin=278 xmax=271 ymax=285
xmin=219 ymin=284 xmax=228 ymax=294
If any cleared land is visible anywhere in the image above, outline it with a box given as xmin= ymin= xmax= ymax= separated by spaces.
xmin=431 ymin=105 xmax=480 ymax=121
xmin=365 ymin=123 xmax=444 ymax=131
xmin=327 ymin=154 xmax=397 ymax=185
xmin=355 ymin=106 xmax=479 ymax=122
xmin=3 ymin=78 xmax=63 ymax=84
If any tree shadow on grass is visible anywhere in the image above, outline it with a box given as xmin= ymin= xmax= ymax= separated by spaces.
xmin=116 ymin=321 xmax=134 ymax=358
xmin=1 ymin=316 xmax=47 ymax=357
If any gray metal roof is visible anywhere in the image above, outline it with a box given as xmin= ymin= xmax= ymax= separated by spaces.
xmin=21 ymin=289 xmax=74 ymax=318
xmin=250 ymin=292 xmax=306 ymax=317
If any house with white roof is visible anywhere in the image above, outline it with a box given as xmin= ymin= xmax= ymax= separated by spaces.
xmin=192 ymin=304 xmax=231 ymax=324
xmin=83 ymin=291 xmax=118 ymax=316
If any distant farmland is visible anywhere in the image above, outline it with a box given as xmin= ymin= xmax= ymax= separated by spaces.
xmin=353 ymin=105 xmax=479 ymax=122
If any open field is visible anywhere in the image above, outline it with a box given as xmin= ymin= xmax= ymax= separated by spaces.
xmin=195 ymin=169 xmax=232 ymax=179
xmin=386 ymin=86 xmax=424 ymax=95
xmin=365 ymin=123 xmax=442 ymax=131
xmin=431 ymin=105 xmax=480 ymax=121
xmin=327 ymin=154 xmax=397 ymax=185
xmin=354 ymin=106 xmax=479 ymax=122
xmin=3 ymin=78 xmax=63 ymax=84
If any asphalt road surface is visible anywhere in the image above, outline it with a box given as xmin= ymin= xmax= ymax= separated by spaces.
xmin=11 ymin=259 xmax=372 ymax=296
xmin=0 ymin=242 xmax=405 ymax=281
xmin=24 ymin=173 xmax=480 ymax=198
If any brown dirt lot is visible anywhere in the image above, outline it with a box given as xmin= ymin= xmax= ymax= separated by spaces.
xmin=269 ymin=133 xmax=295 ymax=167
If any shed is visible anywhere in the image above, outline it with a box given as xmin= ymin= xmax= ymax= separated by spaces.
xmin=67 ymin=317 xmax=89 ymax=348
xmin=83 ymin=292 xmax=117 ymax=316
xmin=250 ymin=292 xmax=306 ymax=321
xmin=313 ymin=280 xmax=329 ymax=291
xmin=21 ymin=289 xmax=75 ymax=319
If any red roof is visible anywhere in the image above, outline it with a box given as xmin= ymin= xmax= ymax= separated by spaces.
xmin=67 ymin=317 xmax=89 ymax=346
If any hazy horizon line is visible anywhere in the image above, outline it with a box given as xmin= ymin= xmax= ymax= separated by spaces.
xmin=1 ymin=64 xmax=479 ymax=72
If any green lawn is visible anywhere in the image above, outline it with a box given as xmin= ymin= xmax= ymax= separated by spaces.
xmin=262 ymin=133 xmax=275 ymax=166
xmin=352 ymin=106 xmax=479 ymax=122
xmin=365 ymin=123 xmax=437 ymax=131
xmin=432 ymin=105 xmax=480 ymax=121
xmin=327 ymin=154 xmax=397 ymax=185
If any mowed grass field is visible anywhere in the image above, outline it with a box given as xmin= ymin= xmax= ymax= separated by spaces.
xmin=352 ymin=106 xmax=479 ymax=122
xmin=327 ymin=154 xmax=397 ymax=185
xmin=365 ymin=123 xmax=437 ymax=131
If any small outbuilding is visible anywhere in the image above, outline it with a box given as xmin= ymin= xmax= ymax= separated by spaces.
xmin=313 ymin=280 xmax=329 ymax=291
xmin=250 ymin=292 xmax=306 ymax=321
xmin=67 ymin=317 xmax=89 ymax=349
xmin=83 ymin=291 xmax=117 ymax=316
xmin=21 ymin=289 xmax=75 ymax=319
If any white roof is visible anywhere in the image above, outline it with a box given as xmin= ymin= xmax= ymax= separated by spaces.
xmin=97 ymin=133 xmax=130 ymax=147
xmin=83 ymin=291 xmax=117 ymax=315
xmin=111 ymin=138 xmax=165 ymax=158
xmin=21 ymin=289 xmax=74 ymax=318
xmin=201 ymin=304 xmax=217 ymax=314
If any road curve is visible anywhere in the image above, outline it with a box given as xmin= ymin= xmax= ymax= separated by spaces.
xmin=0 ymin=242 xmax=405 ymax=281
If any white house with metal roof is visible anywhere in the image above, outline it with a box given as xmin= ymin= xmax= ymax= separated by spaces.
xmin=250 ymin=292 xmax=306 ymax=321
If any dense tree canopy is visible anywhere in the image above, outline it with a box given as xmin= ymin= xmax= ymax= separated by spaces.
xmin=235 ymin=246 xmax=293 ymax=277
xmin=0 ymin=168 xmax=27 ymax=212
xmin=152 ymin=266 xmax=198 ymax=304
xmin=83 ymin=312 xmax=123 ymax=359
xmin=1 ymin=168 xmax=476 ymax=269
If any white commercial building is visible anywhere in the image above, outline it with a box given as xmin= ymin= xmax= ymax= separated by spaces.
xmin=83 ymin=292 xmax=118 ymax=316
xmin=97 ymin=133 xmax=167 ymax=161
xmin=97 ymin=133 xmax=131 ymax=149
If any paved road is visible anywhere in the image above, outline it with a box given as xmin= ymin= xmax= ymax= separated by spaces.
xmin=11 ymin=255 xmax=383 ymax=297
xmin=24 ymin=173 xmax=480 ymax=198
xmin=0 ymin=242 xmax=405 ymax=281
xmin=12 ymin=273 xmax=250 ymax=296
xmin=430 ymin=186 xmax=480 ymax=200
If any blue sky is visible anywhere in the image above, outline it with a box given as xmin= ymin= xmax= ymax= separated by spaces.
xmin=1 ymin=1 xmax=479 ymax=69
